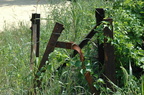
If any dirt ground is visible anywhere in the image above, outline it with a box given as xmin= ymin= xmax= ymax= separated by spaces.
xmin=0 ymin=0 xmax=50 ymax=32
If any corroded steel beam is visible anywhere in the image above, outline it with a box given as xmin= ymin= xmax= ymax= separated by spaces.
xmin=34 ymin=22 xmax=64 ymax=89
xmin=103 ymin=18 xmax=115 ymax=90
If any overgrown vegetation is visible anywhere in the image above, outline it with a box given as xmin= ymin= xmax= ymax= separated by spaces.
xmin=0 ymin=0 xmax=143 ymax=94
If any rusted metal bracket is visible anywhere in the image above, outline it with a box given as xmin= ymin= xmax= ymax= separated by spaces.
xmin=55 ymin=41 xmax=84 ymax=61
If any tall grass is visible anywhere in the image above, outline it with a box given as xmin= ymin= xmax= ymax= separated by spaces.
xmin=0 ymin=22 xmax=32 ymax=94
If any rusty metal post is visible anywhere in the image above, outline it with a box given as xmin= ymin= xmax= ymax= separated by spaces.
xmin=103 ymin=18 xmax=116 ymax=90
xmin=30 ymin=13 xmax=40 ymax=70
xmin=30 ymin=24 xmax=37 ymax=69
xmin=31 ymin=13 xmax=40 ymax=57
xmin=96 ymin=8 xmax=105 ymax=25
xmin=95 ymin=8 xmax=105 ymax=66
xmin=34 ymin=23 xmax=64 ymax=89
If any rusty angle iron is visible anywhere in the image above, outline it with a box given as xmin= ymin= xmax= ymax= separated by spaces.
xmin=34 ymin=23 xmax=64 ymax=89
xmin=55 ymin=41 xmax=84 ymax=62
